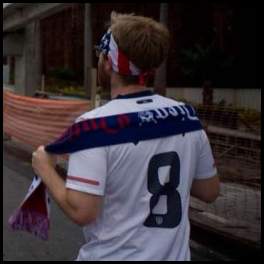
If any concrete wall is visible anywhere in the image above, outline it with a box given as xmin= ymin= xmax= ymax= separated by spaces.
xmin=6 ymin=22 xmax=42 ymax=96
xmin=14 ymin=56 xmax=26 ymax=95
xmin=167 ymin=88 xmax=203 ymax=104
xmin=166 ymin=88 xmax=261 ymax=111
xmin=3 ymin=65 xmax=10 ymax=84
xmin=24 ymin=21 xmax=41 ymax=96
xmin=3 ymin=33 xmax=24 ymax=57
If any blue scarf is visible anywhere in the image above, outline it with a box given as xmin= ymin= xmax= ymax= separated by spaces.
xmin=8 ymin=103 xmax=203 ymax=240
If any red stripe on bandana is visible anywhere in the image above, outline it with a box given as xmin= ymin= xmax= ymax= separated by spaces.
xmin=118 ymin=49 xmax=130 ymax=75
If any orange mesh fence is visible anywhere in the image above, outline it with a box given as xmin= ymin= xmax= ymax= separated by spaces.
xmin=3 ymin=90 xmax=90 ymax=149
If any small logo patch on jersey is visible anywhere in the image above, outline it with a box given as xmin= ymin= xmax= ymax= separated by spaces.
xmin=155 ymin=216 xmax=164 ymax=225
xmin=136 ymin=99 xmax=153 ymax=104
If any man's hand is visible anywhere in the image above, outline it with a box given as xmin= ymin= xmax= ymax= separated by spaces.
xmin=32 ymin=145 xmax=101 ymax=226
xmin=32 ymin=145 xmax=57 ymax=180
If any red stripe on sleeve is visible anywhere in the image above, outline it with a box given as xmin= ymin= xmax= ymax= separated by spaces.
xmin=67 ymin=176 xmax=100 ymax=186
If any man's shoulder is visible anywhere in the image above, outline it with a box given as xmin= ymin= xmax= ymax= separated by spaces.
xmin=154 ymin=94 xmax=193 ymax=109
xmin=74 ymin=100 xmax=118 ymax=123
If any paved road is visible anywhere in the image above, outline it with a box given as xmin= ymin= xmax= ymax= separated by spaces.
xmin=3 ymin=145 xmax=84 ymax=261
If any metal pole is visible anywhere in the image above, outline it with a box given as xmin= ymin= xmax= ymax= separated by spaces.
xmin=154 ymin=3 xmax=168 ymax=96
xmin=84 ymin=4 xmax=92 ymax=99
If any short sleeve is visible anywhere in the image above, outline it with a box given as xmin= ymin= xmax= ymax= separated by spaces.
xmin=66 ymin=147 xmax=107 ymax=196
xmin=195 ymin=130 xmax=217 ymax=180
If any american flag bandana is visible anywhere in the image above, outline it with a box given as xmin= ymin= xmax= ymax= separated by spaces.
xmin=95 ymin=29 xmax=153 ymax=84
xmin=8 ymin=104 xmax=202 ymax=240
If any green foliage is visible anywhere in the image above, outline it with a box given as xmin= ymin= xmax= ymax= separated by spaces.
xmin=62 ymin=86 xmax=86 ymax=97
xmin=180 ymin=43 xmax=235 ymax=87
xmin=48 ymin=67 xmax=76 ymax=82
xmin=45 ymin=85 xmax=86 ymax=98
xmin=237 ymin=108 xmax=260 ymax=125
xmin=45 ymin=67 xmax=86 ymax=98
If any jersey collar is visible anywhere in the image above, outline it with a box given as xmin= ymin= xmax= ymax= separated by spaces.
xmin=114 ymin=90 xmax=154 ymax=99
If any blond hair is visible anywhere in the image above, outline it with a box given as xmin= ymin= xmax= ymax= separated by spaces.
xmin=110 ymin=11 xmax=170 ymax=72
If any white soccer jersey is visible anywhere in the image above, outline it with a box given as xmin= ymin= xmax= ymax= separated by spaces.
xmin=66 ymin=90 xmax=217 ymax=261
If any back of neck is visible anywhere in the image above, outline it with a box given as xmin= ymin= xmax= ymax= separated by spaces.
xmin=112 ymin=85 xmax=151 ymax=99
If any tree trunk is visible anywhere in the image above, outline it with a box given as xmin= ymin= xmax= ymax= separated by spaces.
xmin=84 ymin=4 xmax=94 ymax=103
xmin=202 ymin=80 xmax=213 ymax=106
xmin=154 ymin=3 xmax=168 ymax=96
